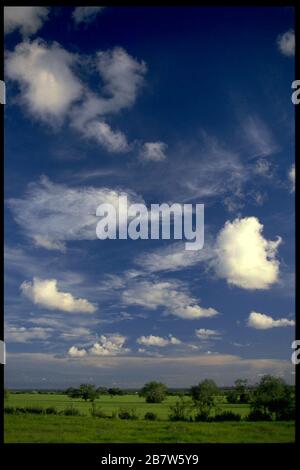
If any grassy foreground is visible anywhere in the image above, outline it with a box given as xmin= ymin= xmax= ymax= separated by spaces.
xmin=5 ymin=414 xmax=295 ymax=443
xmin=4 ymin=393 xmax=295 ymax=443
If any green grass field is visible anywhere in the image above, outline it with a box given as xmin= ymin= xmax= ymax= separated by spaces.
xmin=4 ymin=393 xmax=295 ymax=443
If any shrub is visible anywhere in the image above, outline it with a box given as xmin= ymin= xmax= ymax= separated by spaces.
xmin=118 ymin=408 xmax=138 ymax=420
xmin=4 ymin=406 xmax=15 ymax=414
xmin=276 ymin=407 xmax=295 ymax=421
xmin=213 ymin=411 xmax=241 ymax=422
xmin=24 ymin=406 xmax=44 ymax=414
xmin=194 ymin=411 xmax=212 ymax=422
xmin=45 ymin=407 xmax=58 ymax=415
xmin=15 ymin=407 xmax=27 ymax=414
xmin=61 ymin=406 xmax=81 ymax=416
xmin=246 ymin=410 xmax=272 ymax=421
xmin=90 ymin=403 xmax=108 ymax=418
xmin=168 ymin=397 xmax=191 ymax=422
xmin=144 ymin=411 xmax=157 ymax=421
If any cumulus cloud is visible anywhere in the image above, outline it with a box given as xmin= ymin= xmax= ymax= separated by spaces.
xmin=122 ymin=279 xmax=218 ymax=319
xmin=137 ymin=335 xmax=181 ymax=347
xmin=4 ymin=6 xmax=49 ymax=36
xmin=139 ymin=142 xmax=167 ymax=162
xmin=214 ymin=217 xmax=281 ymax=289
xmin=277 ymin=30 xmax=295 ymax=57
xmin=289 ymin=164 xmax=295 ymax=192
xmin=71 ymin=47 xmax=146 ymax=131
xmin=68 ymin=346 xmax=87 ymax=357
xmin=6 ymin=325 xmax=53 ymax=343
xmin=5 ymin=39 xmax=83 ymax=121
xmin=20 ymin=277 xmax=96 ymax=313
xmin=8 ymin=176 xmax=142 ymax=250
xmin=6 ymin=40 xmax=147 ymax=152
xmin=248 ymin=311 xmax=295 ymax=329
xmin=72 ymin=7 xmax=105 ymax=24
xmin=84 ymin=121 xmax=130 ymax=153
xmin=89 ymin=334 xmax=129 ymax=356
xmin=195 ymin=329 xmax=222 ymax=340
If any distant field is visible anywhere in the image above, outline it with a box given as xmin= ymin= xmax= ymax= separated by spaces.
xmin=4 ymin=393 xmax=295 ymax=443
xmin=5 ymin=392 xmax=251 ymax=419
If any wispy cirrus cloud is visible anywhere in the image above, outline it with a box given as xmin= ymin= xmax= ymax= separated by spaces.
xmin=7 ymin=176 xmax=143 ymax=250
xmin=122 ymin=278 xmax=218 ymax=320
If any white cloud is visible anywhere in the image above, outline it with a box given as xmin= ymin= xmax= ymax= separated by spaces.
xmin=137 ymin=335 xmax=181 ymax=347
xmin=195 ymin=328 xmax=222 ymax=340
xmin=248 ymin=311 xmax=295 ymax=329
xmin=289 ymin=164 xmax=295 ymax=192
xmin=139 ymin=142 xmax=167 ymax=162
xmin=6 ymin=325 xmax=53 ymax=343
xmin=84 ymin=121 xmax=130 ymax=153
xmin=72 ymin=7 xmax=105 ymax=24
xmin=122 ymin=279 xmax=218 ymax=319
xmin=242 ymin=116 xmax=278 ymax=158
xmin=6 ymin=40 xmax=147 ymax=153
xmin=277 ymin=30 xmax=295 ymax=57
xmin=5 ymin=39 xmax=83 ymax=121
xmin=68 ymin=346 xmax=87 ymax=357
xmin=71 ymin=47 xmax=147 ymax=131
xmin=89 ymin=334 xmax=129 ymax=356
xmin=214 ymin=217 xmax=281 ymax=289
xmin=135 ymin=241 xmax=213 ymax=273
xmin=4 ymin=6 xmax=49 ymax=36
xmin=20 ymin=277 xmax=96 ymax=313
xmin=8 ymin=176 xmax=142 ymax=250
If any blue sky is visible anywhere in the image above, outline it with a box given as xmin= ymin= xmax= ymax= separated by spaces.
xmin=4 ymin=6 xmax=295 ymax=388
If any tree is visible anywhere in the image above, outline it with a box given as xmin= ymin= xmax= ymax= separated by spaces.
xmin=65 ymin=387 xmax=82 ymax=399
xmin=140 ymin=381 xmax=168 ymax=403
xmin=108 ymin=387 xmax=123 ymax=397
xmin=234 ymin=379 xmax=250 ymax=404
xmin=79 ymin=384 xmax=98 ymax=402
xmin=190 ymin=379 xmax=219 ymax=417
xmin=96 ymin=386 xmax=108 ymax=395
xmin=251 ymin=375 xmax=294 ymax=420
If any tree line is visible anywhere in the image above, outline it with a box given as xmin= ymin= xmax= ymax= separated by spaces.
xmin=61 ymin=375 xmax=295 ymax=421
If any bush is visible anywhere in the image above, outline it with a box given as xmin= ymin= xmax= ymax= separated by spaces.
xmin=276 ymin=408 xmax=295 ymax=421
xmin=168 ymin=397 xmax=191 ymax=422
xmin=213 ymin=411 xmax=241 ymax=422
xmin=45 ymin=407 xmax=58 ymax=415
xmin=118 ymin=408 xmax=138 ymax=420
xmin=90 ymin=404 xmax=108 ymax=418
xmin=24 ymin=406 xmax=44 ymax=414
xmin=14 ymin=407 xmax=27 ymax=414
xmin=194 ymin=411 xmax=212 ymax=422
xmin=61 ymin=406 xmax=81 ymax=416
xmin=144 ymin=411 xmax=157 ymax=421
xmin=4 ymin=406 xmax=15 ymax=414
xmin=246 ymin=410 xmax=272 ymax=421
